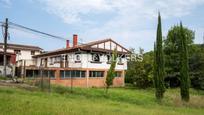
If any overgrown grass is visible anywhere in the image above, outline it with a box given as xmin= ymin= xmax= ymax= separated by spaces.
xmin=0 ymin=85 xmax=203 ymax=115
xmin=0 ymin=76 xmax=10 ymax=80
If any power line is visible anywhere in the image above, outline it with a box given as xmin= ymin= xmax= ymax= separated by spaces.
xmin=7 ymin=21 xmax=85 ymax=45
xmin=9 ymin=22 xmax=68 ymax=41
xmin=8 ymin=25 xmax=59 ymax=40
xmin=1 ymin=20 xmax=87 ymax=46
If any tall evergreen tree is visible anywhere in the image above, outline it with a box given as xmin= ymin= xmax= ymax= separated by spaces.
xmin=154 ymin=13 xmax=166 ymax=100
xmin=179 ymin=22 xmax=190 ymax=102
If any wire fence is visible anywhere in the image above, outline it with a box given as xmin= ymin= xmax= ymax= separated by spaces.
xmin=24 ymin=68 xmax=53 ymax=92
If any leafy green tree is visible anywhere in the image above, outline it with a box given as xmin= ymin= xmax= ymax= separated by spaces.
xmin=164 ymin=25 xmax=194 ymax=87
xmin=105 ymin=49 xmax=117 ymax=93
xmin=190 ymin=44 xmax=204 ymax=90
xmin=125 ymin=48 xmax=153 ymax=88
xmin=179 ymin=22 xmax=190 ymax=102
xmin=125 ymin=48 xmax=136 ymax=84
xmin=154 ymin=13 xmax=166 ymax=100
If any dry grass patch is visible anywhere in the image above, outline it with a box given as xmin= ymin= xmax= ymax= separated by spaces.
xmin=166 ymin=88 xmax=204 ymax=108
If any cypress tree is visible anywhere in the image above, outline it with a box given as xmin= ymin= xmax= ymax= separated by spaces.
xmin=179 ymin=22 xmax=190 ymax=102
xmin=154 ymin=13 xmax=166 ymax=100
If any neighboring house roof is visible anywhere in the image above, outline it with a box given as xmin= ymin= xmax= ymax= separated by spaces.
xmin=33 ymin=39 xmax=130 ymax=58
xmin=0 ymin=51 xmax=15 ymax=55
xmin=0 ymin=43 xmax=43 ymax=51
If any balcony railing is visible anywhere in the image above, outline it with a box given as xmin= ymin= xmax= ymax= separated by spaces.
xmin=16 ymin=59 xmax=37 ymax=67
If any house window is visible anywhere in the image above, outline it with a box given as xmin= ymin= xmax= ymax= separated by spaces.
xmin=75 ymin=54 xmax=81 ymax=63
xmin=43 ymin=70 xmax=55 ymax=79
xmin=40 ymin=58 xmax=44 ymax=66
xmin=14 ymin=50 xmax=21 ymax=54
xmin=48 ymin=70 xmax=55 ymax=78
xmin=60 ymin=70 xmax=86 ymax=78
xmin=91 ymin=54 xmax=100 ymax=62
xmin=50 ymin=57 xmax=54 ymax=65
xmin=76 ymin=54 xmax=80 ymax=61
xmin=31 ymin=51 xmax=35 ymax=55
xmin=54 ymin=56 xmax=61 ymax=63
xmin=26 ymin=70 xmax=39 ymax=78
xmin=115 ymin=71 xmax=122 ymax=77
xmin=118 ymin=57 xmax=122 ymax=64
xmin=65 ymin=55 xmax=68 ymax=61
xmin=107 ymin=54 xmax=111 ymax=63
xmin=89 ymin=71 xmax=104 ymax=77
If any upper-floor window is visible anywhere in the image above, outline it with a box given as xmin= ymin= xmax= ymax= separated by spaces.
xmin=31 ymin=51 xmax=35 ymax=55
xmin=75 ymin=54 xmax=81 ymax=63
xmin=55 ymin=56 xmax=61 ymax=62
xmin=14 ymin=50 xmax=21 ymax=54
xmin=76 ymin=54 xmax=81 ymax=61
xmin=65 ymin=55 xmax=68 ymax=61
xmin=91 ymin=54 xmax=100 ymax=63
xmin=118 ymin=57 xmax=123 ymax=64
xmin=50 ymin=57 xmax=54 ymax=65
xmin=118 ymin=55 xmax=124 ymax=65
xmin=107 ymin=54 xmax=111 ymax=63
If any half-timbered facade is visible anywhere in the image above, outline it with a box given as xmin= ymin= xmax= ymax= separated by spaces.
xmin=26 ymin=35 xmax=130 ymax=87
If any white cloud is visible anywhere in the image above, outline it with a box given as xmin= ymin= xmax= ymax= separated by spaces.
xmin=38 ymin=0 xmax=204 ymax=51
xmin=0 ymin=0 xmax=11 ymax=7
xmin=39 ymin=0 xmax=114 ymax=24
xmin=39 ymin=0 xmax=204 ymax=24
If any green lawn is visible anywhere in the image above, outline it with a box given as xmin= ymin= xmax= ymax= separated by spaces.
xmin=0 ymin=85 xmax=203 ymax=115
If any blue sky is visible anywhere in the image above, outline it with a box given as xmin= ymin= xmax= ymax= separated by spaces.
xmin=0 ymin=0 xmax=204 ymax=52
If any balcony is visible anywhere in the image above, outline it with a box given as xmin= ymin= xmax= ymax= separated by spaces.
xmin=16 ymin=59 xmax=37 ymax=67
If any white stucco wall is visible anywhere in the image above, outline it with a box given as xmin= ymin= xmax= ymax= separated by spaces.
xmin=0 ymin=48 xmax=41 ymax=66
xmin=36 ymin=53 xmax=127 ymax=70
xmin=0 ymin=48 xmax=40 ymax=61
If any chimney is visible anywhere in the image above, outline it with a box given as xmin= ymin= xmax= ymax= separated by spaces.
xmin=73 ymin=34 xmax=78 ymax=47
xmin=66 ymin=40 xmax=70 ymax=48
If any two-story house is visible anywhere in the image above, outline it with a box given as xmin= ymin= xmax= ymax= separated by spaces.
xmin=25 ymin=35 xmax=130 ymax=87
xmin=0 ymin=43 xmax=43 ymax=76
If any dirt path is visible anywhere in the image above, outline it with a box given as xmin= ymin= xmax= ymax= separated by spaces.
xmin=0 ymin=80 xmax=38 ymax=91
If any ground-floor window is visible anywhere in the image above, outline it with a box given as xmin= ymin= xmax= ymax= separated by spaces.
xmin=26 ymin=70 xmax=55 ymax=79
xmin=60 ymin=70 xmax=86 ymax=78
xmin=115 ymin=71 xmax=122 ymax=77
xmin=26 ymin=70 xmax=39 ymax=78
xmin=43 ymin=70 xmax=55 ymax=79
xmin=89 ymin=71 xmax=104 ymax=77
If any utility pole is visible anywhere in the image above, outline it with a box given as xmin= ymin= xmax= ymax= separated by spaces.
xmin=3 ymin=18 xmax=8 ymax=77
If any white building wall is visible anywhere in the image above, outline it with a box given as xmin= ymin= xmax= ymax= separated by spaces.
xmin=81 ymin=53 xmax=127 ymax=70
xmin=0 ymin=48 xmax=40 ymax=61
xmin=17 ymin=50 xmax=40 ymax=60
xmin=35 ymin=53 xmax=127 ymax=70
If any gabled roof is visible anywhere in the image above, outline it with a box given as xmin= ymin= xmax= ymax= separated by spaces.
xmin=33 ymin=39 xmax=130 ymax=58
xmin=0 ymin=43 xmax=43 ymax=51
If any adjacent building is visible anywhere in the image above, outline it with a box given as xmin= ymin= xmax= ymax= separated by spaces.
xmin=0 ymin=43 xmax=42 ymax=76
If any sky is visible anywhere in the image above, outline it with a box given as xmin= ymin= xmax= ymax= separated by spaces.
xmin=0 ymin=0 xmax=204 ymax=52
